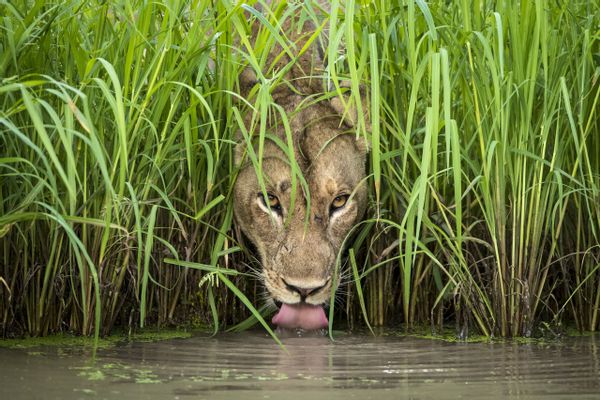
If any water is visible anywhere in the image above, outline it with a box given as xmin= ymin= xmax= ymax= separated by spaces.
xmin=1 ymin=331 xmax=599 ymax=399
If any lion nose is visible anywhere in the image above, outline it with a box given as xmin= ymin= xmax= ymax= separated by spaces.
xmin=283 ymin=279 xmax=328 ymax=302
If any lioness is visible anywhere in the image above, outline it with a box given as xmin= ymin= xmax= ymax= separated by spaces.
xmin=233 ymin=2 xmax=367 ymax=330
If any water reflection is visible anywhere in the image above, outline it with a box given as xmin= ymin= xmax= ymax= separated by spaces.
xmin=0 ymin=332 xmax=598 ymax=399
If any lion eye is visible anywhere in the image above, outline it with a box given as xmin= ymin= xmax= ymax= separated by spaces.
xmin=259 ymin=192 xmax=282 ymax=212
xmin=330 ymin=194 xmax=349 ymax=212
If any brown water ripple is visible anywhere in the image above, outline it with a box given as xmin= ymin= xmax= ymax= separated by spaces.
xmin=1 ymin=332 xmax=599 ymax=399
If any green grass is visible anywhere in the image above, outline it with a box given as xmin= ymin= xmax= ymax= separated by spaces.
xmin=0 ymin=0 xmax=598 ymax=341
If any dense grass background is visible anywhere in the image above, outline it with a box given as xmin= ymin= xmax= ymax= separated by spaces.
xmin=1 ymin=0 xmax=598 ymax=341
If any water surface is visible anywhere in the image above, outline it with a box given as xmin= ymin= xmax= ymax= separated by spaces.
xmin=1 ymin=331 xmax=599 ymax=399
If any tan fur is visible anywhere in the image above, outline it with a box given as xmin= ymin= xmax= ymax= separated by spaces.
xmin=233 ymin=3 xmax=367 ymax=307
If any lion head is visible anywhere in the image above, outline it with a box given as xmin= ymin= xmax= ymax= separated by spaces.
xmin=233 ymin=96 xmax=367 ymax=329
xmin=232 ymin=5 xmax=367 ymax=330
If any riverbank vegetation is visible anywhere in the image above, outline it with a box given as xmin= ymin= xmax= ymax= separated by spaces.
xmin=1 ymin=0 xmax=598 ymax=341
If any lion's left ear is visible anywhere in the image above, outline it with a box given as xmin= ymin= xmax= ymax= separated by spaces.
xmin=329 ymin=82 xmax=370 ymax=154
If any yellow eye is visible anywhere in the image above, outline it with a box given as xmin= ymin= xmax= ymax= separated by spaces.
xmin=267 ymin=194 xmax=280 ymax=208
xmin=259 ymin=192 xmax=281 ymax=211
xmin=331 ymin=194 xmax=349 ymax=211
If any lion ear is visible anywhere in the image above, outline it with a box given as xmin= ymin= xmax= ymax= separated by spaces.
xmin=329 ymin=82 xmax=370 ymax=128
xmin=234 ymin=140 xmax=246 ymax=167
xmin=329 ymin=81 xmax=370 ymax=154
xmin=354 ymin=133 xmax=370 ymax=155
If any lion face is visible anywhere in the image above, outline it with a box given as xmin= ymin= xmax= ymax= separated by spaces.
xmin=232 ymin=3 xmax=367 ymax=329
xmin=233 ymin=99 xmax=367 ymax=326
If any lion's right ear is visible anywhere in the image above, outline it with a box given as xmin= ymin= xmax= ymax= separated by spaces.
xmin=235 ymin=130 xmax=256 ymax=167
xmin=233 ymin=131 xmax=257 ymax=168
xmin=234 ymin=141 xmax=245 ymax=167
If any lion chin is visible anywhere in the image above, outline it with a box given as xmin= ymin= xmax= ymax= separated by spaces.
xmin=232 ymin=3 xmax=368 ymax=330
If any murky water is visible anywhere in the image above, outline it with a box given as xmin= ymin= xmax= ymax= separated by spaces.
xmin=1 ymin=331 xmax=599 ymax=399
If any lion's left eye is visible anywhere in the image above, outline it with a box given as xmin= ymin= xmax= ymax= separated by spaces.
xmin=330 ymin=194 xmax=349 ymax=212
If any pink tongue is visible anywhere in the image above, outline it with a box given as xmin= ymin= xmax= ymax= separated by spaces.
xmin=272 ymin=303 xmax=328 ymax=330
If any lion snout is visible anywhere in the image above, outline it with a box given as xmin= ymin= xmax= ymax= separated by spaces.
xmin=282 ymin=277 xmax=330 ymax=302
xmin=265 ymin=240 xmax=336 ymax=304
xmin=266 ymin=274 xmax=333 ymax=305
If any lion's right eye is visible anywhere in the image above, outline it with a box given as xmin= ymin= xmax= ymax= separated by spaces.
xmin=259 ymin=192 xmax=282 ymax=213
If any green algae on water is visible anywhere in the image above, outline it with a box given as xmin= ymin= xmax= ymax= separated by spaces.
xmin=0 ymin=329 xmax=193 ymax=349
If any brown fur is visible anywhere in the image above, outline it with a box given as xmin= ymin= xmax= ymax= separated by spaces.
xmin=233 ymin=3 xmax=367 ymax=307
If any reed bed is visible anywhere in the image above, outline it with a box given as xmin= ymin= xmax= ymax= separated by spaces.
xmin=0 ymin=0 xmax=598 ymax=341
